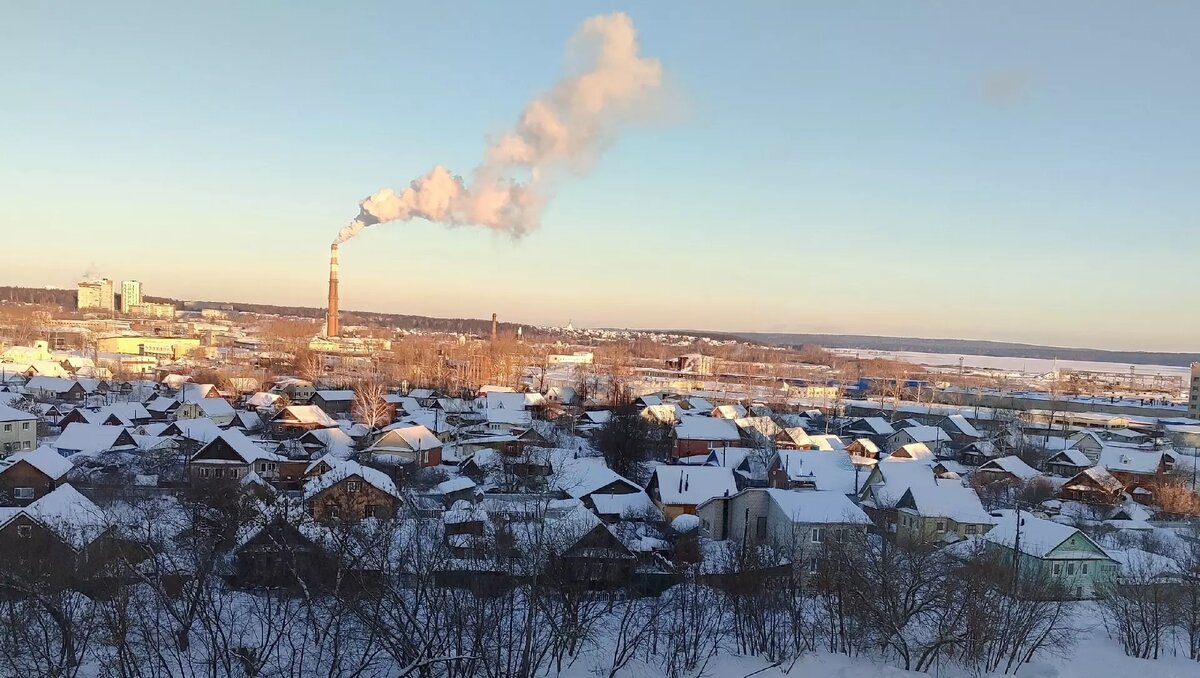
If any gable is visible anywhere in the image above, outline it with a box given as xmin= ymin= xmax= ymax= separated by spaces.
xmin=1046 ymin=533 xmax=1110 ymax=560
xmin=193 ymin=437 xmax=246 ymax=463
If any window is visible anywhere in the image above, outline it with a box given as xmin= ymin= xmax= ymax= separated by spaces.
xmin=365 ymin=504 xmax=381 ymax=519
xmin=935 ymin=521 xmax=946 ymax=532
xmin=199 ymin=468 xmax=211 ymax=478
xmin=966 ymin=524 xmax=978 ymax=535
xmin=1066 ymin=563 xmax=1076 ymax=575
xmin=812 ymin=528 xmax=826 ymax=543
xmin=21 ymin=423 xmax=28 ymax=430
xmin=1081 ymin=563 xmax=1089 ymax=575
xmin=347 ymin=481 xmax=360 ymax=493
xmin=16 ymin=525 xmax=31 ymax=539
xmin=808 ymin=558 xmax=818 ymax=574
xmin=836 ymin=528 xmax=847 ymax=542
xmin=21 ymin=441 xmax=29 ymax=450
xmin=755 ymin=516 xmax=767 ymax=539
xmin=3 ymin=424 xmax=9 ymax=432
xmin=13 ymin=488 xmax=33 ymax=500
xmin=1053 ymin=563 xmax=1062 ymax=575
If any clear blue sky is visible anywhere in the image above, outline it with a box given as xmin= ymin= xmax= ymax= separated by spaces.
xmin=2 ymin=2 xmax=1197 ymax=351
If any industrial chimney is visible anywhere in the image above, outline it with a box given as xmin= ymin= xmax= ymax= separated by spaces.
xmin=491 ymin=313 xmax=498 ymax=343
xmin=327 ymin=245 xmax=340 ymax=338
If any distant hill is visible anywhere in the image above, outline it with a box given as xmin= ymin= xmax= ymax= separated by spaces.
xmin=0 ymin=286 xmax=521 ymax=337
xmin=733 ymin=332 xmax=1200 ymax=368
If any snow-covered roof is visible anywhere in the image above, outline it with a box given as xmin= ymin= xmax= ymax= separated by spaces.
xmin=1097 ymin=449 xmax=1164 ymax=475
xmin=194 ymin=430 xmax=283 ymax=465
xmin=16 ymin=484 xmax=108 ymax=550
xmin=674 ymin=415 xmax=740 ymax=442
xmin=893 ymin=425 xmax=950 ymax=444
xmin=0 ymin=402 xmax=36 ymax=423
xmin=943 ymin=414 xmax=982 ymax=438
xmin=1066 ymin=466 xmax=1125 ymax=494
xmin=583 ymin=410 xmax=612 ymax=424
xmin=808 ymin=434 xmax=846 ymax=451
xmin=901 ymin=480 xmax=993 ymax=524
xmin=192 ymin=398 xmax=236 ymax=419
xmin=711 ymin=404 xmax=747 ymax=419
xmin=591 ymin=491 xmax=657 ymax=519
xmin=435 ymin=477 xmax=476 ymax=494
xmin=850 ymin=438 xmax=880 ymax=455
xmin=977 ymin=455 xmax=1041 ymax=481
xmin=245 ymin=392 xmax=282 ymax=409
xmin=53 ymin=423 xmax=136 ymax=457
xmin=315 ymin=389 xmax=356 ymax=402
xmin=890 ymin=442 xmax=934 ymax=462
xmin=303 ymin=460 xmax=400 ymax=501
xmin=1046 ymin=447 xmax=1091 ymax=468
xmin=985 ymin=512 xmax=1112 ymax=560
xmin=1 ymin=445 xmax=73 ymax=480
xmin=552 ymin=454 xmax=638 ymax=499
xmin=775 ymin=451 xmax=860 ymax=494
xmin=849 ymin=417 xmax=895 ymax=436
xmin=275 ymin=405 xmax=338 ymax=427
xmin=301 ymin=427 xmax=356 ymax=460
xmin=766 ymin=489 xmax=870 ymax=525
xmin=652 ymin=466 xmax=737 ymax=505
xmin=369 ymin=424 xmax=442 ymax=453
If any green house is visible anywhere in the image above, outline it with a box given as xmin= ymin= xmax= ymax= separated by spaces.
xmin=983 ymin=512 xmax=1118 ymax=599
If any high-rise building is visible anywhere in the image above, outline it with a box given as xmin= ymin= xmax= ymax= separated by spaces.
xmin=120 ymin=280 xmax=143 ymax=314
xmin=1190 ymin=363 xmax=1200 ymax=419
xmin=77 ymin=279 xmax=114 ymax=311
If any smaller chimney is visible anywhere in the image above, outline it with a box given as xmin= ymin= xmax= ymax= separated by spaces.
xmin=491 ymin=313 xmax=498 ymax=343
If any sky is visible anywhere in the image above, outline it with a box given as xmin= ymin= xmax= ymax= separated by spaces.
xmin=1 ymin=2 xmax=1197 ymax=352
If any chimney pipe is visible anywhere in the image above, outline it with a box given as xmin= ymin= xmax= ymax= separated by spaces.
xmin=327 ymin=245 xmax=340 ymax=338
xmin=491 ymin=313 xmax=498 ymax=343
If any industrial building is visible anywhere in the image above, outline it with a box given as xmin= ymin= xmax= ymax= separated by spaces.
xmin=95 ymin=335 xmax=201 ymax=360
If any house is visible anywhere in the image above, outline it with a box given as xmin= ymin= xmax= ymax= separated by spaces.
xmin=982 ymin=512 xmax=1119 ymax=598
xmin=0 ymin=484 xmax=112 ymax=576
xmin=270 ymin=405 xmax=339 ymax=438
xmin=1044 ymin=448 xmax=1092 ymax=478
xmin=939 ymin=414 xmax=983 ymax=446
xmin=311 ymin=390 xmax=357 ymax=418
xmin=856 ymin=459 xmax=939 ymax=532
xmin=846 ymin=438 xmax=881 ymax=460
xmin=304 ymin=461 xmax=401 ymax=522
xmin=232 ymin=518 xmax=335 ymax=589
xmin=270 ymin=378 xmax=316 ymax=403
xmin=24 ymin=376 xmax=90 ymax=402
xmin=808 ymin=434 xmax=846 ymax=452
xmin=697 ymin=488 xmax=871 ymax=560
xmin=145 ymin=396 xmax=181 ymax=421
xmin=889 ymin=442 xmax=935 ymax=463
xmin=1060 ymin=466 xmax=1125 ymax=505
xmin=641 ymin=404 xmax=682 ymax=426
xmin=298 ymin=427 xmax=357 ymax=461
xmin=0 ymin=402 xmax=38 ymax=454
xmin=845 ymin=417 xmax=895 ymax=445
xmin=711 ymin=404 xmax=747 ymax=420
xmin=766 ymin=450 xmax=863 ymax=495
xmin=646 ymin=466 xmax=738 ymax=520
xmin=174 ymin=397 xmax=237 ymax=426
xmin=551 ymin=455 xmax=642 ymax=507
xmin=975 ymin=456 xmax=1041 ymax=484
xmin=188 ymin=431 xmax=285 ymax=483
xmin=52 ymin=423 xmax=139 ymax=459
xmin=1097 ymin=449 xmax=1169 ymax=485
xmin=887 ymin=426 xmax=951 ymax=455
xmin=958 ymin=440 xmax=1000 ymax=466
xmin=895 ymin=480 xmax=994 ymax=543
xmin=365 ymin=424 xmax=443 ymax=467
xmin=0 ymin=445 xmax=72 ymax=505
xmin=672 ymin=416 xmax=741 ymax=459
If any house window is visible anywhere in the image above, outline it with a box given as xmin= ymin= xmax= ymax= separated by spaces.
xmin=1081 ymin=563 xmax=1089 ymax=575
xmin=808 ymin=558 xmax=818 ymax=574
xmin=21 ymin=441 xmax=29 ymax=450
xmin=16 ymin=525 xmax=31 ymax=539
xmin=21 ymin=423 xmax=28 ymax=430
xmin=347 ymin=481 xmax=360 ymax=493
xmin=966 ymin=524 xmax=978 ymax=535
xmin=3 ymin=424 xmax=10 ymax=432
xmin=812 ymin=528 xmax=826 ymax=543
xmin=1066 ymin=563 xmax=1076 ymax=575
xmin=365 ymin=504 xmax=381 ymax=519
xmin=1053 ymin=563 xmax=1062 ymax=575
xmin=755 ymin=516 xmax=767 ymax=539
xmin=935 ymin=521 xmax=946 ymax=532
xmin=13 ymin=488 xmax=33 ymax=500
xmin=199 ymin=468 xmax=211 ymax=478
xmin=836 ymin=528 xmax=847 ymax=542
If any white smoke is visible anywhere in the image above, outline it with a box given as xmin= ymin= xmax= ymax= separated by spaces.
xmin=334 ymin=12 xmax=662 ymax=245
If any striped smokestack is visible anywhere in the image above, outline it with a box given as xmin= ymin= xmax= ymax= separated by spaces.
xmin=327 ymin=245 xmax=340 ymax=338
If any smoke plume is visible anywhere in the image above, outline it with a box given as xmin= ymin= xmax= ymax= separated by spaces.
xmin=334 ymin=12 xmax=661 ymax=245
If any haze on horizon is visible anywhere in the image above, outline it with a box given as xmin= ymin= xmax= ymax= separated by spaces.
xmin=1 ymin=2 xmax=1197 ymax=353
